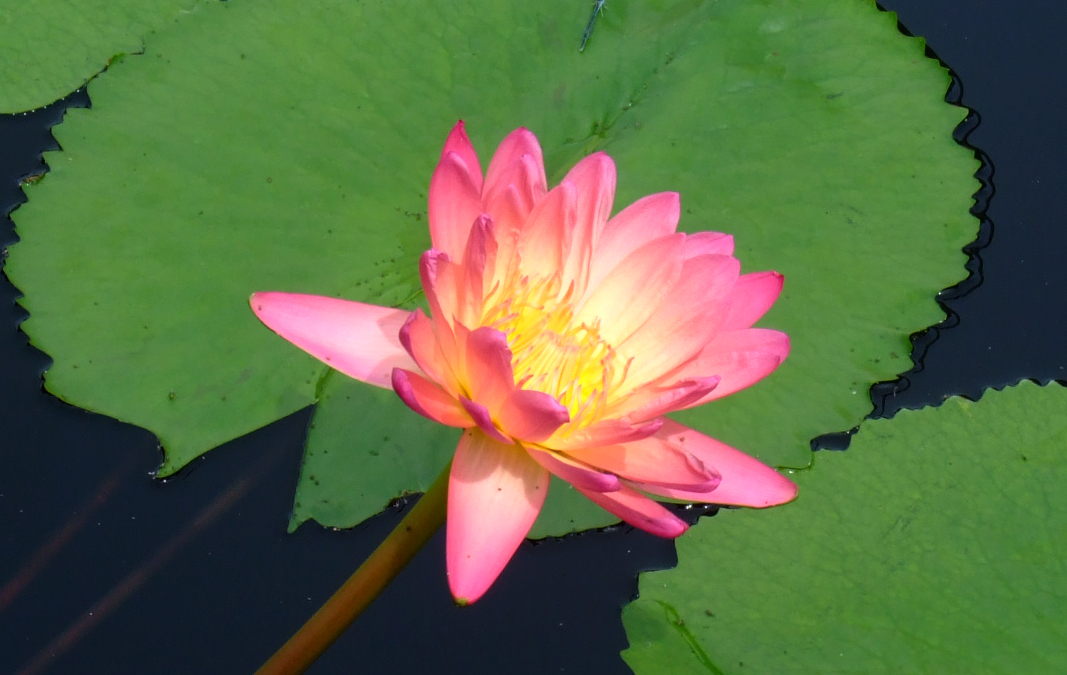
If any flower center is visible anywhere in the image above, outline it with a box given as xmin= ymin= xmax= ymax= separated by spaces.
xmin=481 ymin=273 xmax=629 ymax=428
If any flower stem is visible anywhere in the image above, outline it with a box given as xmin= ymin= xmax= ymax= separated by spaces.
xmin=254 ymin=461 xmax=452 ymax=675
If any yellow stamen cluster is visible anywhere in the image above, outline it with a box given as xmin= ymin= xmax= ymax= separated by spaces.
xmin=481 ymin=273 xmax=630 ymax=428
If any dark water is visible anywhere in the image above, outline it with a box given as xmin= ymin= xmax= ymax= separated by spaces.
xmin=2 ymin=1 xmax=1065 ymax=673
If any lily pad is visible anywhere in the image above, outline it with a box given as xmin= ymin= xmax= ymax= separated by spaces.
xmin=0 ymin=0 xmax=209 ymax=114
xmin=8 ymin=0 xmax=976 ymax=534
xmin=622 ymin=381 xmax=1067 ymax=674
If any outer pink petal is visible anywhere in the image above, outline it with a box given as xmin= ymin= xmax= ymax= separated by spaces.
xmin=719 ymin=271 xmax=785 ymax=331
xmin=391 ymin=368 xmax=472 ymax=427
xmin=575 ymin=234 xmax=685 ymax=347
xmin=575 ymin=485 xmax=688 ymax=538
xmin=588 ymin=192 xmax=680 ymax=291
xmin=684 ymin=231 xmax=734 ymax=257
xmin=447 ymin=430 xmax=550 ymax=604
xmin=525 ymin=448 xmax=621 ymax=492
xmin=644 ymin=420 xmax=797 ymax=507
xmin=549 ymin=417 xmax=663 ymax=451
xmin=497 ymin=389 xmax=570 ymax=443
xmin=440 ymin=121 xmax=484 ymax=192
xmin=674 ymin=328 xmax=790 ymax=405
xmin=250 ymin=292 xmax=414 ymax=388
xmin=560 ymin=152 xmax=616 ymax=293
xmin=483 ymin=128 xmax=546 ymax=201
xmin=567 ymin=435 xmax=721 ymax=492
xmin=428 ymin=153 xmax=482 ymax=262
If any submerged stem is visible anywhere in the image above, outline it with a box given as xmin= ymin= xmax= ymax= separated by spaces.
xmin=255 ymin=461 xmax=452 ymax=675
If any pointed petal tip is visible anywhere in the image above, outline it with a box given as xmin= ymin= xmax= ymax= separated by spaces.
xmin=659 ymin=517 xmax=689 ymax=539
xmin=248 ymin=290 xmax=279 ymax=315
xmin=577 ymin=486 xmax=690 ymax=538
xmin=650 ymin=420 xmax=800 ymax=508
xmin=748 ymin=472 xmax=799 ymax=508
xmin=498 ymin=389 xmax=570 ymax=442
xmin=447 ymin=432 xmax=549 ymax=606
xmin=459 ymin=397 xmax=513 ymax=444
xmin=247 ymin=292 xmax=414 ymax=388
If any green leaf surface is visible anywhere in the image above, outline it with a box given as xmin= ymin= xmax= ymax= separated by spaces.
xmin=623 ymin=381 xmax=1067 ymax=674
xmin=8 ymin=0 xmax=976 ymax=535
xmin=0 ymin=0 xmax=210 ymax=114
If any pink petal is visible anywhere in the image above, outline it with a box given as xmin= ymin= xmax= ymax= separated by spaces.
xmin=525 ymin=448 xmax=621 ymax=492
xmin=575 ymin=485 xmax=688 ymax=538
xmin=516 ymin=181 xmax=577 ymax=279
xmin=480 ymin=182 xmax=527 ymax=283
xmin=440 ymin=121 xmax=484 ymax=192
xmin=575 ymin=234 xmax=685 ymax=347
xmin=616 ymin=253 xmax=739 ymax=388
xmin=567 ymin=434 xmax=721 ymax=492
xmin=483 ymin=128 xmax=546 ymax=201
xmin=249 ymin=292 xmax=415 ymax=388
xmin=550 ymin=417 xmax=664 ymax=451
xmin=459 ymin=215 xmax=497 ymax=326
xmin=482 ymin=154 xmax=547 ymax=227
xmin=674 ymin=328 xmax=790 ymax=405
xmin=391 ymin=368 xmax=472 ymax=427
xmin=560 ymin=152 xmax=616 ymax=293
xmin=684 ymin=231 xmax=734 ymax=257
xmin=419 ymin=249 xmax=460 ymax=328
xmin=463 ymin=327 xmax=516 ymax=410
xmin=428 ymin=153 xmax=482 ymax=263
xmin=460 ymin=396 xmax=512 ymax=444
xmin=497 ymin=389 xmax=570 ymax=442
xmin=617 ymin=376 xmax=721 ymax=423
xmin=447 ymin=430 xmax=550 ymax=604
xmin=645 ymin=420 xmax=797 ymax=507
xmin=397 ymin=309 xmax=453 ymax=390
xmin=588 ymin=192 xmax=680 ymax=291
xmin=719 ymin=271 xmax=785 ymax=331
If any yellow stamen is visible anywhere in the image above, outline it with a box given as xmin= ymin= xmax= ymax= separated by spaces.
xmin=481 ymin=273 xmax=628 ymax=430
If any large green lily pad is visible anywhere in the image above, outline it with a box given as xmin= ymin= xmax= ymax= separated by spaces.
xmin=623 ymin=381 xmax=1067 ymax=674
xmin=0 ymin=0 xmax=209 ymax=114
xmin=8 ymin=0 xmax=977 ymax=535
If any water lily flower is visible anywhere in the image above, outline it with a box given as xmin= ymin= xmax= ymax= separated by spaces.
xmin=251 ymin=122 xmax=795 ymax=605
